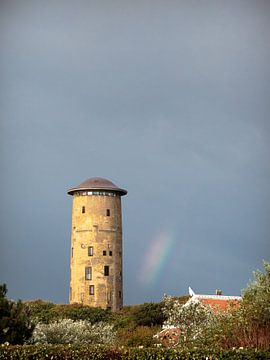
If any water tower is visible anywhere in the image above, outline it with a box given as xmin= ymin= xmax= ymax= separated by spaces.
xmin=67 ymin=177 xmax=127 ymax=311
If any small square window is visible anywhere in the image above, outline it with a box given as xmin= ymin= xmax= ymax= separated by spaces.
xmin=109 ymin=250 xmax=112 ymax=256
xmin=103 ymin=250 xmax=107 ymax=256
xmin=104 ymin=265 xmax=109 ymax=276
xmin=89 ymin=285 xmax=94 ymax=295
xmin=88 ymin=246 xmax=93 ymax=256
xmin=106 ymin=209 xmax=110 ymax=216
xmin=82 ymin=206 xmax=85 ymax=214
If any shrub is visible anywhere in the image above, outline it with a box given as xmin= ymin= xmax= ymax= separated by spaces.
xmin=0 ymin=284 xmax=34 ymax=344
xmin=27 ymin=301 xmax=111 ymax=324
xmin=160 ymin=296 xmax=217 ymax=348
xmin=0 ymin=345 xmax=269 ymax=360
xmin=116 ymin=325 xmax=160 ymax=347
xmin=131 ymin=302 xmax=165 ymax=326
xmin=29 ymin=319 xmax=116 ymax=345
xmin=26 ymin=300 xmax=55 ymax=324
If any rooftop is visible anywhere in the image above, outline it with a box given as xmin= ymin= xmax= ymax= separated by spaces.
xmin=67 ymin=177 xmax=127 ymax=196
xmin=187 ymin=287 xmax=241 ymax=312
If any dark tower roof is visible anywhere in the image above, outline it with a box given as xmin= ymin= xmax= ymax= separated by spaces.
xmin=67 ymin=177 xmax=127 ymax=196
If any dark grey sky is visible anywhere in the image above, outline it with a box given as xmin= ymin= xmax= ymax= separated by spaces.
xmin=0 ymin=1 xmax=269 ymax=305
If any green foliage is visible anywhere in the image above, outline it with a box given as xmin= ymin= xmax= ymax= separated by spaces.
xmin=242 ymin=261 xmax=270 ymax=325
xmin=0 ymin=344 xmax=269 ymax=360
xmin=130 ymin=302 xmax=165 ymax=326
xmin=26 ymin=300 xmax=55 ymax=323
xmin=158 ymin=261 xmax=270 ymax=350
xmin=0 ymin=284 xmax=34 ymax=345
xmin=116 ymin=325 xmax=160 ymax=347
xmin=236 ymin=261 xmax=270 ymax=349
xmin=27 ymin=301 xmax=111 ymax=324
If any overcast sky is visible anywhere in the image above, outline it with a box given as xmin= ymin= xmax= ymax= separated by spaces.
xmin=0 ymin=0 xmax=269 ymax=305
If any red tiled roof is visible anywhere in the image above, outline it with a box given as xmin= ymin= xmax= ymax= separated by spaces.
xmin=187 ymin=287 xmax=241 ymax=313
xmin=199 ymin=298 xmax=240 ymax=312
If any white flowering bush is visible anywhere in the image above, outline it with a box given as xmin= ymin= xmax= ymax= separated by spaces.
xmin=156 ymin=295 xmax=217 ymax=348
xmin=29 ymin=319 xmax=116 ymax=344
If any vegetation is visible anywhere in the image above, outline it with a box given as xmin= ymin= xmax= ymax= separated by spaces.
xmin=29 ymin=319 xmax=115 ymax=344
xmin=0 ymin=261 xmax=269 ymax=354
xmin=157 ymin=261 xmax=270 ymax=350
xmin=0 ymin=344 xmax=269 ymax=360
xmin=27 ymin=300 xmax=111 ymax=324
xmin=0 ymin=284 xmax=34 ymax=344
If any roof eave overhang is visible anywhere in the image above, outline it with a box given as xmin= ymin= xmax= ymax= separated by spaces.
xmin=67 ymin=187 xmax=127 ymax=196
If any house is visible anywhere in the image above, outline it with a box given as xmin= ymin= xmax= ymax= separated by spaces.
xmin=186 ymin=287 xmax=241 ymax=312
xmin=156 ymin=288 xmax=241 ymax=347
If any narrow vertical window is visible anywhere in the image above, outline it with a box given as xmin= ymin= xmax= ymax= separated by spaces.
xmin=89 ymin=285 xmax=94 ymax=295
xmin=109 ymin=250 xmax=112 ymax=256
xmin=70 ymin=287 xmax=72 ymax=301
xmin=71 ymin=247 xmax=74 ymax=257
xmin=103 ymin=250 xmax=107 ymax=256
xmin=85 ymin=267 xmax=92 ymax=280
xmin=82 ymin=206 xmax=85 ymax=214
xmin=106 ymin=209 xmax=110 ymax=216
xmin=104 ymin=265 xmax=109 ymax=276
xmin=88 ymin=246 xmax=93 ymax=256
xmin=119 ymin=291 xmax=122 ymax=298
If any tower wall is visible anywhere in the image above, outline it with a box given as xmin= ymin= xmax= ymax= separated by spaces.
xmin=69 ymin=192 xmax=123 ymax=311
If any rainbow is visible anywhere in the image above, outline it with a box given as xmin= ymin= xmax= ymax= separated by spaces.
xmin=137 ymin=231 xmax=176 ymax=287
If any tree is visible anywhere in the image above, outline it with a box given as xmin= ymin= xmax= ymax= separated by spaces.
xmin=239 ymin=261 xmax=270 ymax=348
xmin=131 ymin=302 xmax=165 ymax=327
xmin=0 ymin=284 xmax=34 ymax=344
xmin=242 ymin=261 xmax=270 ymax=323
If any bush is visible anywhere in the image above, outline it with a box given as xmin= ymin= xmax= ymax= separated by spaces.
xmin=131 ymin=302 xmax=165 ymax=326
xmin=27 ymin=301 xmax=111 ymax=324
xmin=0 ymin=284 xmax=34 ymax=344
xmin=116 ymin=325 xmax=160 ymax=347
xmin=29 ymin=319 xmax=116 ymax=345
xmin=0 ymin=344 xmax=269 ymax=360
xmin=160 ymin=295 xmax=217 ymax=348
xmin=158 ymin=262 xmax=270 ymax=350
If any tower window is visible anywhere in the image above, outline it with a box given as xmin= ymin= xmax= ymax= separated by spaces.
xmin=85 ymin=267 xmax=92 ymax=280
xmin=109 ymin=250 xmax=112 ymax=256
xmin=89 ymin=285 xmax=94 ymax=295
xmin=104 ymin=265 xmax=109 ymax=276
xmin=106 ymin=209 xmax=110 ymax=216
xmin=82 ymin=206 xmax=85 ymax=214
xmin=119 ymin=291 xmax=122 ymax=298
xmin=103 ymin=250 xmax=107 ymax=256
xmin=71 ymin=247 xmax=74 ymax=257
xmin=88 ymin=246 xmax=93 ymax=256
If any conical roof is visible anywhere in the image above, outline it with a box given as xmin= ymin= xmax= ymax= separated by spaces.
xmin=67 ymin=177 xmax=127 ymax=196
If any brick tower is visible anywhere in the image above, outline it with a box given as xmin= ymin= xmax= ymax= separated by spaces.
xmin=67 ymin=177 xmax=127 ymax=311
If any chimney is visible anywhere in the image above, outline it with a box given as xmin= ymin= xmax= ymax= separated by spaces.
xmin=215 ymin=289 xmax=222 ymax=296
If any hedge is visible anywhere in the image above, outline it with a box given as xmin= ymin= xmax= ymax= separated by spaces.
xmin=0 ymin=345 xmax=269 ymax=360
